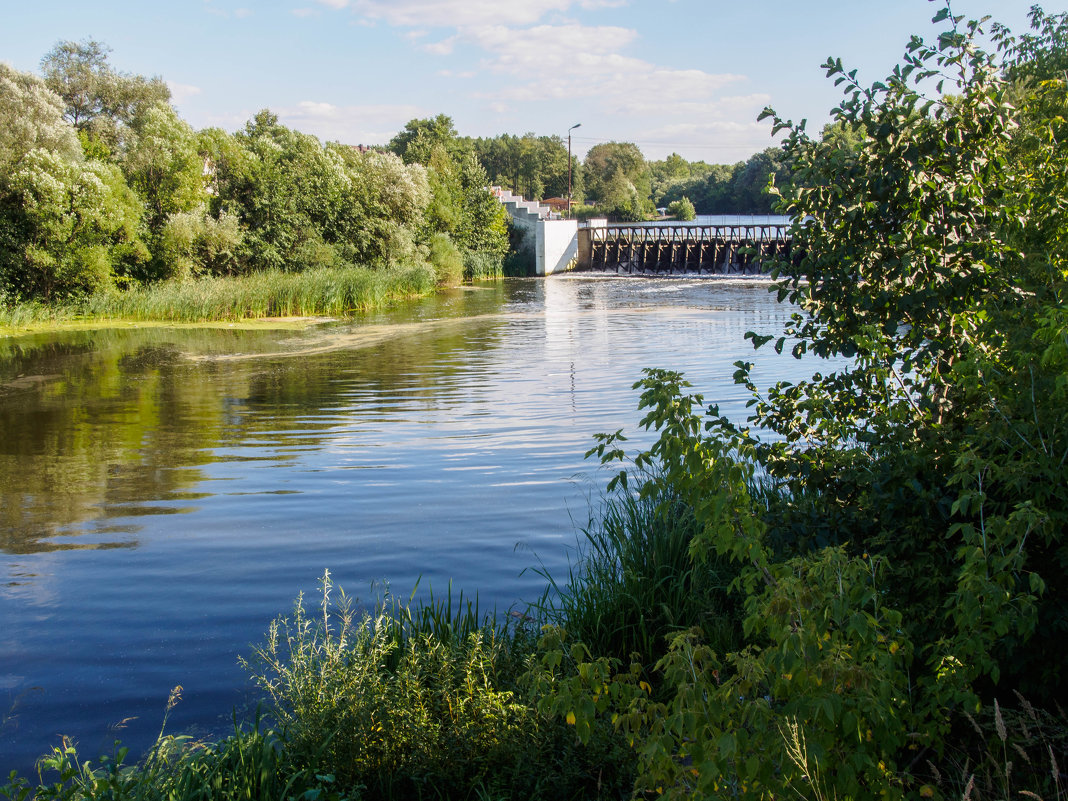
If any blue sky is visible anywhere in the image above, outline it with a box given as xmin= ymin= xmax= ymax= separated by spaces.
xmin=1 ymin=0 xmax=1051 ymax=163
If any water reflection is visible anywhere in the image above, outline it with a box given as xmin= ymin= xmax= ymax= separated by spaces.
xmin=0 ymin=277 xmax=802 ymax=776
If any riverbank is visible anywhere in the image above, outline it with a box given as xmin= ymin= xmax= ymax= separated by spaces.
xmin=0 ymin=263 xmax=438 ymax=337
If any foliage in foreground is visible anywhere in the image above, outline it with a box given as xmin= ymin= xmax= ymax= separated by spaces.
xmin=528 ymin=4 xmax=1068 ymax=800
xmin=529 ymin=481 xmax=740 ymax=674
xmin=240 ymin=573 xmax=632 ymax=801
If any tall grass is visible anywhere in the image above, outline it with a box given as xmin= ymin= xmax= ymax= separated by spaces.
xmin=530 ymin=477 xmax=742 ymax=671
xmin=84 ymin=263 xmax=436 ymax=322
xmin=0 ymin=263 xmax=436 ymax=329
xmin=239 ymin=571 xmax=631 ymax=801
xmin=0 ymin=709 xmax=340 ymax=801
xmin=462 ymin=251 xmax=504 ymax=281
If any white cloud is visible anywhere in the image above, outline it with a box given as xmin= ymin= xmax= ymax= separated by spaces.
xmin=321 ymin=0 xmax=628 ymax=25
xmin=292 ymin=8 xmax=320 ymax=17
xmin=167 ymin=81 xmax=203 ymax=104
xmin=464 ymin=22 xmax=636 ymax=68
xmin=277 ymin=100 xmax=425 ymax=144
xmin=352 ymin=0 xmax=572 ymax=27
xmin=234 ymin=7 xmax=252 ymax=18
xmin=302 ymin=0 xmax=770 ymax=159
xmin=423 ymin=36 xmax=458 ymax=55
xmin=460 ymin=23 xmax=748 ymax=131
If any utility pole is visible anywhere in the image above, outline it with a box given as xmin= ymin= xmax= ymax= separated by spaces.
xmin=567 ymin=123 xmax=581 ymax=217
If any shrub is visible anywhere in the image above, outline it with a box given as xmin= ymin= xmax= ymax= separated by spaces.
xmin=462 ymin=249 xmax=503 ymax=281
xmin=531 ymin=479 xmax=740 ymax=673
xmin=427 ymin=232 xmax=463 ymax=286
xmin=243 ymin=572 xmax=634 ymax=801
xmin=666 ymin=196 xmax=696 ymax=221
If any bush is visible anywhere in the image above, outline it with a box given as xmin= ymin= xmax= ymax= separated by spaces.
xmin=462 ymin=249 xmax=503 ymax=281
xmin=666 ymin=196 xmax=696 ymax=221
xmin=243 ymin=572 xmax=634 ymax=801
xmin=427 ymin=232 xmax=463 ymax=286
xmin=531 ymin=479 xmax=740 ymax=673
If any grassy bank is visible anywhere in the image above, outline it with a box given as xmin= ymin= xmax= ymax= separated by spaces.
xmin=2 ymin=472 xmax=1066 ymax=801
xmin=0 ymin=263 xmax=438 ymax=335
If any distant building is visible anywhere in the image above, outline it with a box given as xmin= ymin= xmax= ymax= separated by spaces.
xmin=540 ymin=197 xmax=569 ymax=213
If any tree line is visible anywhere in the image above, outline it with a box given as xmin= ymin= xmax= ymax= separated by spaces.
xmin=0 ymin=41 xmax=510 ymax=304
xmin=468 ymin=131 xmax=792 ymax=221
xmin=0 ymin=39 xmax=807 ymax=308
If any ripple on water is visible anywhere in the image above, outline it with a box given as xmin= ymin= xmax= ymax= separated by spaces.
xmin=0 ymin=277 xmax=819 ymax=777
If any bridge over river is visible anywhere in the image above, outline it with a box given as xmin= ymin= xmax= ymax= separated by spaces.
xmin=576 ymin=222 xmax=794 ymax=275
xmin=492 ymin=187 xmax=795 ymax=276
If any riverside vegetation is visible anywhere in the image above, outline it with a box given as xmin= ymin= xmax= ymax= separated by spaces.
xmin=0 ymin=45 xmax=510 ymax=330
xmin=4 ymin=4 xmax=1068 ymax=800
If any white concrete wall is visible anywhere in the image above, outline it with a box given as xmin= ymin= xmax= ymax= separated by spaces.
xmin=536 ymin=219 xmax=579 ymax=275
xmin=492 ymin=187 xmax=577 ymax=276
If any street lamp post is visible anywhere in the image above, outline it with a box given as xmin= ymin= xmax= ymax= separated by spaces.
xmin=567 ymin=123 xmax=581 ymax=217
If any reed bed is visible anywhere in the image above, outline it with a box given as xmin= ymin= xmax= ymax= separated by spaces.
xmin=84 ymin=263 xmax=436 ymax=322
xmin=0 ymin=263 xmax=437 ymax=330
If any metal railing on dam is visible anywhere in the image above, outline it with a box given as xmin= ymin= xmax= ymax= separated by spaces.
xmin=576 ymin=222 xmax=794 ymax=275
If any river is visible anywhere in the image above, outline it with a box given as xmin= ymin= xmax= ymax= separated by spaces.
xmin=0 ymin=276 xmax=816 ymax=776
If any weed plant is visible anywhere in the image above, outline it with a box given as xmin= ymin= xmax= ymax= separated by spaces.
xmin=0 ymin=708 xmax=343 ymax=801
xmin=530 ymin=477 xmax=741 ymax=673
xmin=462 ymin=251 xmax=504 ymax=281
xmin=241 ymin=572 xmax=633 ymax=801
xmin=921 ymin=695 xmax=1068 ymax=801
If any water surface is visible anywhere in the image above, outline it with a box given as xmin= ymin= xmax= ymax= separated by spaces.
xmin=0 ymin=276 xmax=813 ymax=775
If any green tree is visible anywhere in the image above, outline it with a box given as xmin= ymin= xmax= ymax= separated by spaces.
xmin=471 ymin=132 xmax=573 ymax=201
xmin=328 ymin=144 xmax=430 ymax=267
xmin=742 ymin=5 xmax=1068 ymax=701
xmin=583 ymin=142 xmax=652 ymax=217
xmin=0 ymin=63 xmax=83 ymax=173
xmin=0 ymin=149 xmax=146 ymax=299
xmin=0 ymin=62 xmax=148 ymax=299
xmin=390 ymin=116 xmax=508 ymax=265
xmin=541 ymin=4 xmax=1068 ymax=799
xmin=122 ymin=104 xmax=205 ymax=228
xmin=209 ymin=110 xmax=351 ymax=273
xmin=40 ymin=39 xmax=171 ymax=153
xmin=729 ymin=146 xmax=788 ymax=212
xmin=389 ymin=114 xmax=463 ymax=166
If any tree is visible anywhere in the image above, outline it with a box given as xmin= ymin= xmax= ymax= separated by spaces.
xmin=553 ymin=5 xmax=1068 ymax=799
xmin=728 ymin=146 xmax=788 ymax=212
xmin=0 ymin=150 xmax=146 ymax=299
xmin=748 ymin=3 xmax=1068 ymax=701
xmin=0 ymin=63 xmax=82 ymax=173
xmin=39 ymin=39 xmax=112 ymax=129
xmin=389 ymin=116 xmax=508 ymax=264
xmin=0 ymin=62 xmax=149 ymax=299
xmin=388 ymin=114 xmax=462 ymax=166
xmin=40 ymin=39 xmax=171 ymax=153
xmin=122 ymin=104 xmax=206 ymax=230
xmin=471 ymin=133 xmax=572 ymax=200
xmin=583 ymin=141 xmax=652 ymax=216
xmin=208 ymin=110 xmax=353 ymax=273
xmin=328 ymin=144 xmax=430 ymax=267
